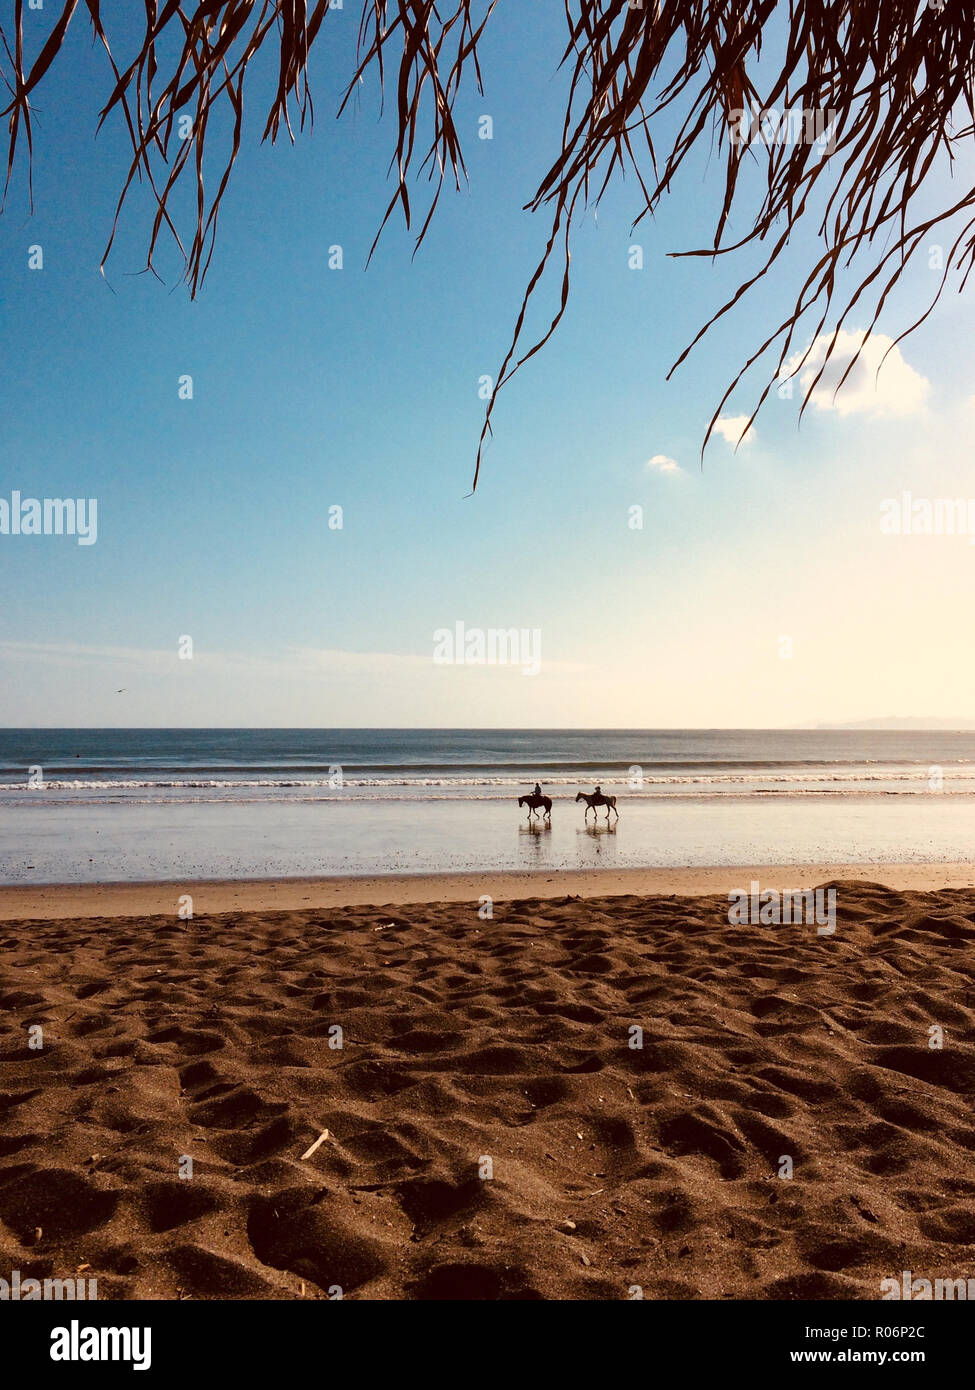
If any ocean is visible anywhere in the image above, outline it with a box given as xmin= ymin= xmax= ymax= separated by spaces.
xmin=2 ymin=728 xmax=975 ymax=882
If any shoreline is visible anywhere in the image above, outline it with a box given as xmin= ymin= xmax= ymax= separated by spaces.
xmin=2 ymin=860 xmax=974 ymax=919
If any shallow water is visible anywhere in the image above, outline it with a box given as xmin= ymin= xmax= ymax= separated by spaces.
xmin=4 ymin=792 xmax=975 ymax=884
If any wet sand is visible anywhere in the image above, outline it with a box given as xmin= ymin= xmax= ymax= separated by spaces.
xmin=2 ymin=861 xmax=974 ymax=920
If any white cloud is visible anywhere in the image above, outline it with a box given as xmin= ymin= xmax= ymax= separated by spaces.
xmin=0 ymin=640 xmax=433 ymax=685
xmin=0 ymin=640 xmax=590 ymax=683
xmin=713 ymin=415 xmax=755 ymax=446
xmin=647 ymin=453 xmax=680 ymax=473
xmin=0 ymin=641 xmax=594 ymax=725
xmin=785 ymin=330 xmax=930 ymax=417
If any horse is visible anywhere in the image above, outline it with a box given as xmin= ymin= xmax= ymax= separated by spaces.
xmin=575 ymin=790 xmax=619 ymax=820
xmin=518 ymin=793 xmax=552 ymax=820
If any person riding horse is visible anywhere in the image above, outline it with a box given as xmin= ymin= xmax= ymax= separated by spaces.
xmin=519 ymin=786 xmax=552 ymax=819
xmin=575 ymin=785 xmax=619 ymax=820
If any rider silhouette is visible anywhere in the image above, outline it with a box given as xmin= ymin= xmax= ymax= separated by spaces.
xmin=533 ymin=783 xmax=542 ymax=797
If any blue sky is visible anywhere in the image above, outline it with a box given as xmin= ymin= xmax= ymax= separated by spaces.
xmin=1 ymin=4 xmax=974 ymax=727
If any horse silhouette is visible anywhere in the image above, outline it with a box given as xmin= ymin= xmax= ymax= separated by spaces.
xmin=518 ymin=793 xmax=552 ymax=819
xmin=575 ymin=789 xmax=618 ymax=820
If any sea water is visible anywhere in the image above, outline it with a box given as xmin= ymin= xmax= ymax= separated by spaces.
xmin=2 ymin=728 xmax=974 ymax=882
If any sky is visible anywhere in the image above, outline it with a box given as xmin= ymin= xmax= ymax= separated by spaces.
xmin=2 ymin=4 xmax=975 ymax=728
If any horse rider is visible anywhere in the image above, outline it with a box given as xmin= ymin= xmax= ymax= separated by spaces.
xmin=533 ymin=782 xmax=542 ymax=798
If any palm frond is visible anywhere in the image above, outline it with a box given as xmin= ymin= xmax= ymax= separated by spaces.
xmin=3 ymin=2 xmax=973 ymax=485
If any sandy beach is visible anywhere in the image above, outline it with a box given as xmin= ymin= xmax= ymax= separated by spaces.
xmin=7 ymin=0 xmax=975 ymax=1343
xmin=2 ymin=869 xmax=974 ymax=1300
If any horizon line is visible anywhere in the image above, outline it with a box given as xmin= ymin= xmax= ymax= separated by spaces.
xmin=3 ymin=725 xmax=975 ymax=734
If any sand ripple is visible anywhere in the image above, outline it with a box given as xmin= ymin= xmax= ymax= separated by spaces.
xmin=1 ymin=882 xmax=974 ymax=1299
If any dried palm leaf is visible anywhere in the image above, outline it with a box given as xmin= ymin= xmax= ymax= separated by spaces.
xmin=3 ymin=2 xmax=973 ymax=487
